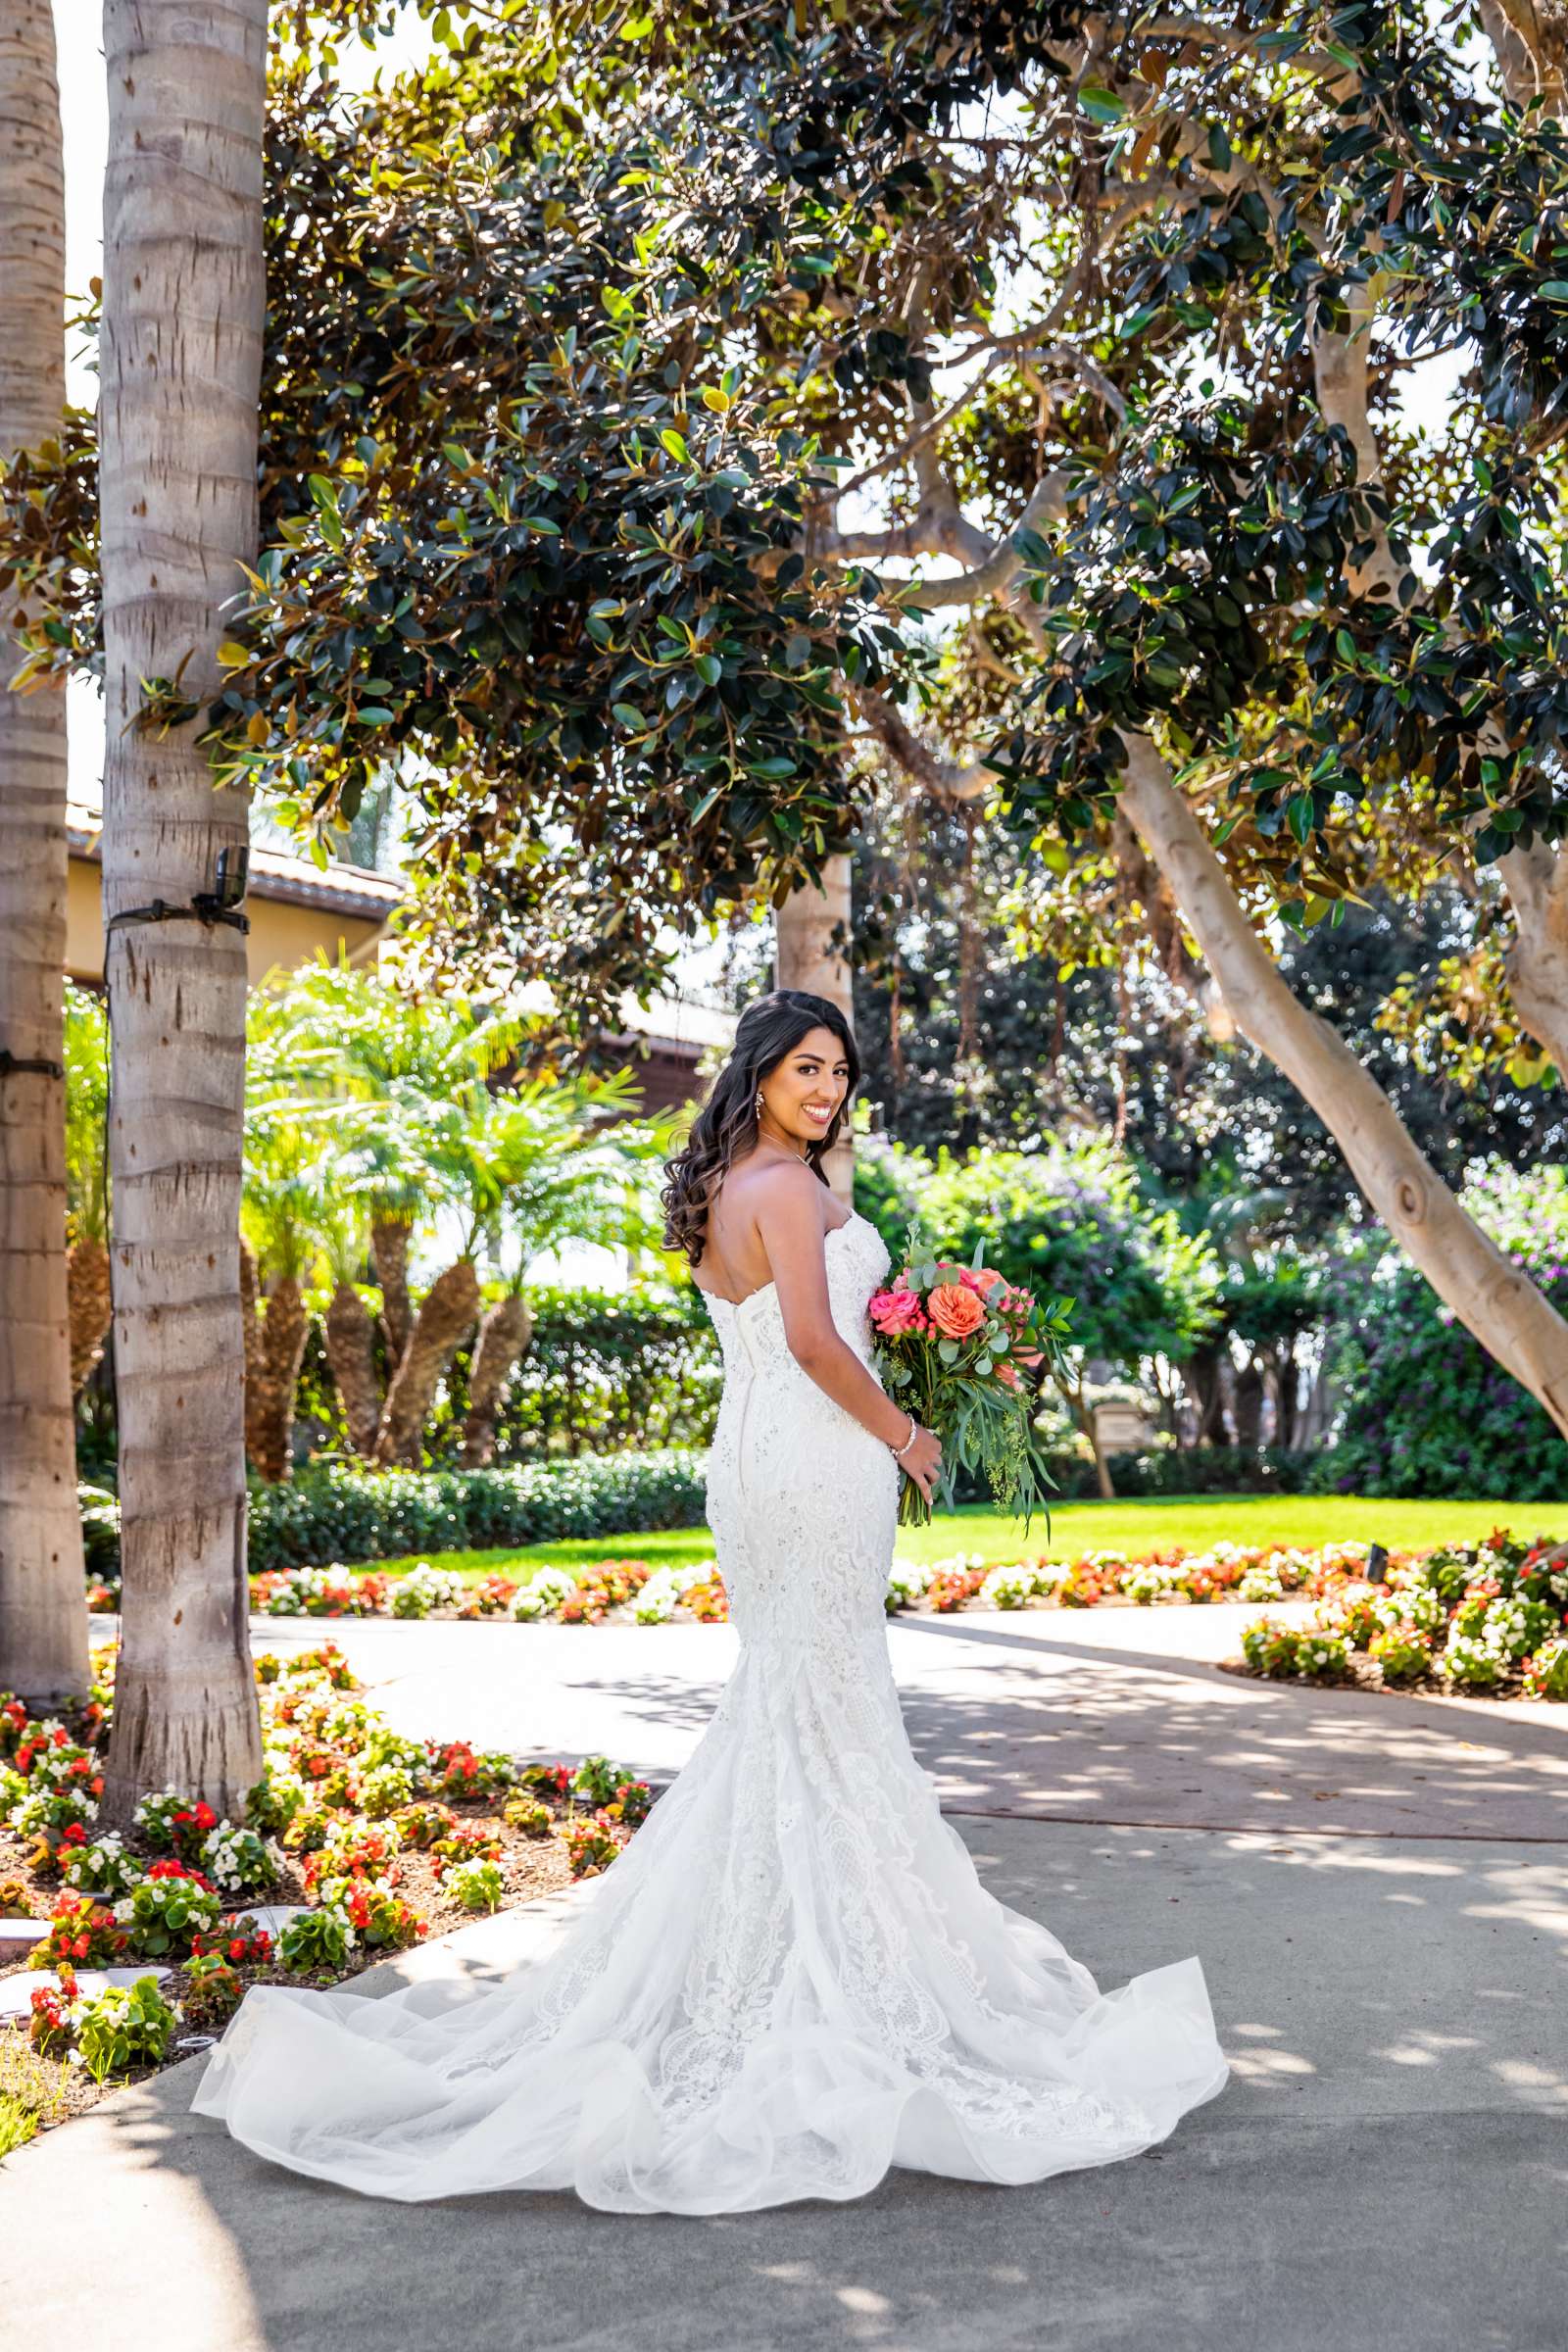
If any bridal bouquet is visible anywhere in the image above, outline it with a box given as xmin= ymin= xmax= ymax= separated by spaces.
xmin=868 ymin=1224 xmax=1074 ymax=1530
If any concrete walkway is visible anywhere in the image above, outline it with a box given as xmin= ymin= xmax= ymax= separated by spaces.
xmin=4 ymin=1604 xmax=1564 ymax=2351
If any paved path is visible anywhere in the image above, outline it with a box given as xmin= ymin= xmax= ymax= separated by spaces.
xmin=247 ymin=1597 xmax=1568 ymax=1840
xmin=5 ymin=1603 xmax=1564 ymax=2351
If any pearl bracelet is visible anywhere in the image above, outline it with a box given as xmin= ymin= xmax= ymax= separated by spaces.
xmin=891 ymin=1415 xmax=920 ymax=1462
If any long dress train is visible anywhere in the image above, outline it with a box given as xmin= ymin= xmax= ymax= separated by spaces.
xmin=189 ymin=1209 xmax=1229 ymax=2211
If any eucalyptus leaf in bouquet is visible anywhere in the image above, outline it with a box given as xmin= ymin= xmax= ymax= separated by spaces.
xmin=869 ymin=1219 xmax=1074 ymax=1529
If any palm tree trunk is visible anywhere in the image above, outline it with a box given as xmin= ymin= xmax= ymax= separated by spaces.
xmin=371 ymin=1216 xmax=413 ymax=1362
xmin=775 ymin=855 xmax=856 ymax=1203
xmin=97 ymin=0 xmax=267 ymax=1820
xmin=373 ymin=1258 xmax=480 ymax=1467
xmin=323 ymin=1279 xmax=382 ymax=1456
xmin=67 ymin=1239 xmax=113 ymax=1397
xmin=0 ymin=0 xmax=88 ymax=1704
xmin=460 ymin=1291 xmax=533 ymax=1467
xmin=247 ymin=1273 xmax=309 ymax=1484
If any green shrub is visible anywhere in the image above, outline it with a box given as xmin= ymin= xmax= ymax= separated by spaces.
xmin=459 ymin=1284 xmax=722 ymax=1459
xmin=249 ymin=1450 xmax=707 ymax=1572
xmin=976 ymin=1444 xmax=1325 ymax=1503
xmin=81 ymin=1449 xmax=709 ymax=1579
xmin=1317 ymin=1166 xmax=1568 ymax=1498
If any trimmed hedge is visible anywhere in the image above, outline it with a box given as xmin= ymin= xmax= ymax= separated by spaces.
xmin=76 ymin=1451 xmax=710 ymax=1579
xmin=479 ymin=1284 xmax=721 ymax=1459
xmin=954 ymin=1444 xmax=1326 ymax=1504
xmin=248 ymin=1451 xmax=709 ymax=1571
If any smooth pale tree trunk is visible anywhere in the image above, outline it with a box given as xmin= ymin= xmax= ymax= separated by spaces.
xmin=1497 ymin=838 xmax=1568 ymax=1082
xmin=1477 ymin=0 xmax=1566 ymax=108
xmin=1182 ymin=1342 xmax=1229 ymax=1447
xmin=0 ymin=0 xmax=89 ymax=1703
xmin=461 ymin=1291 xmax=532 ymax=1467
xmin=775 ymin=855 xmax=856 ymax=1203
xmin=98 ymin=0 xmax=267 ymax=1820
xmin=1118 ymin=737 xmax=1568 ymax=1438
xmin=1233 ymin=1360 xmax=1264 ymax=1451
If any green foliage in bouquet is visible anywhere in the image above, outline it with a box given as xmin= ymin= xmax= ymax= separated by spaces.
xmin=870 ymin=1220 xmax=1074 ymax=1532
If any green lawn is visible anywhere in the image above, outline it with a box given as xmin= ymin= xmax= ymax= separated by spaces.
xmin=350 ymin=1493 xmax=1568 ymax=1585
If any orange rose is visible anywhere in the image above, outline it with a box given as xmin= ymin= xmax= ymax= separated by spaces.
xmin=972 ymin=1267 xmax=1004 ymax=1294
xmin=928 ymin=1283 xmax=986 ymax=1339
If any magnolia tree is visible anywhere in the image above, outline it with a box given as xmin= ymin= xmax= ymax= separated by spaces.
xmin=9 ymin=0 xmax=1568 ymax=1447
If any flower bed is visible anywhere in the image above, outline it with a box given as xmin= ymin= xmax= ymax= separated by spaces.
xmin=1234 ymin=1532 xmax=1568 ymax=1701
xmin=232 ymin=1536 xmax=1380 ymax=1627
xmin=0 ymin=1644 xmax=655 ymax=2137
xmin=221 ymin=1532 xmax=1568 ymax=1706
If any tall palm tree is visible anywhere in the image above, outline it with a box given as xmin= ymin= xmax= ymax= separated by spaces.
xmin=238 ymin=980 xmax=340 ymax=1482
xmin=264 ymin=959 xmax=665 ymax=1468
xmin=97 ymin=0 xmax=267 ymax=1819
xmin=0 ymin=0 xmax=88 ymax=1703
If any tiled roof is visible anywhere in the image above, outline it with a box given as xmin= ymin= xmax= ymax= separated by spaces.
xmin=66 ymin=799 xmax=403 ymax=920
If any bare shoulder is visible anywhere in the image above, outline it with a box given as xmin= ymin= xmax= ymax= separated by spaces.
xmin=734 ymin=1157 xmax=824 ymax=1217
xmin=722 ymin=1156 xmax=830 ymax=1253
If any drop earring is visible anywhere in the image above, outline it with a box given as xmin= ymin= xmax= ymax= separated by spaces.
xmin=755 ymin=1089 xmax=764 ymax=1118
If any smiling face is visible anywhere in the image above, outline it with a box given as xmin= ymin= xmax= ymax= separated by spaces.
xmin=757 ymin=1023 xmax=852 ymax=1151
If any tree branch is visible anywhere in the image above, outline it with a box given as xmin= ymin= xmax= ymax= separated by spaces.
xmin=853 ymin=687 xmax=998 ymax=803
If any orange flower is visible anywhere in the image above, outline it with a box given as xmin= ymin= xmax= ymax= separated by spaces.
xmin=972 ymin=1267 xmax=1005 ymax=1294
xmin=928 ymin=1283 xmax=986 ymax=1339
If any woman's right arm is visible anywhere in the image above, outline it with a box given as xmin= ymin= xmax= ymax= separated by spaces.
xmin=751 ymin=1166 xmax=944 ymax=1501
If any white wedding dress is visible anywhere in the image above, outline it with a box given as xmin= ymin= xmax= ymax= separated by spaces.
xmin=191 ymin=1209 xmax=1228 ymax=2210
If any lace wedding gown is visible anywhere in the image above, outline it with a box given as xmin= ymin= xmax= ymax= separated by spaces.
xmin=191 ymin=1209 xmax=1228 ymax=2210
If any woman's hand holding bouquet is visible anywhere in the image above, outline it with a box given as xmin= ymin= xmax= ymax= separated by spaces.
xmin=868 ymin=1224 xmax=1074 ymax=1529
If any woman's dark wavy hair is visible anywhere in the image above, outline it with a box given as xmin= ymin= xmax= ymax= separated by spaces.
xmin=661 ymin=989 xmax=860 ymax=1268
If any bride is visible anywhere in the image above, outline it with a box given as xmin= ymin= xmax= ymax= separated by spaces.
xmin=191 ymin=987 xmax=1228 ymax=2211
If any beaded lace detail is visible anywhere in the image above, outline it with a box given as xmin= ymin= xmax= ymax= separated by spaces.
xmin=190 ymin=1208 xmax=1228 ymax=2212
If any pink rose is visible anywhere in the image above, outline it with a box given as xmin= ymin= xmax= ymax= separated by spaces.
xmin=870 ymin=1287 xmax=928 ymax=1337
